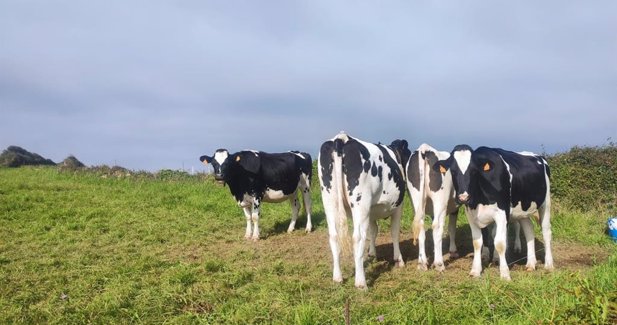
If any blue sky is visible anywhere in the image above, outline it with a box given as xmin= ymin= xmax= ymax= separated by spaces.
xmin=1 ymin=1 xmax=616 ymax=171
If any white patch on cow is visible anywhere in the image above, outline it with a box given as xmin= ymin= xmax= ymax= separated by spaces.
xmin=511 ymin=201 xmax=539 ymax=219
xmin=517 ymin=151 xmax=537 ymax=156
xmin=263 ymin=188 xmax=290 ymax=203
xmin=453 ymin=150 xmax=472 ymax=174
xmin=291 ymin=151 xmax=306 ymax=160
xmin=500 ymin=156 xmax=513 ymax=198
xmin=214 ymin=150 xmax=229 ymax=166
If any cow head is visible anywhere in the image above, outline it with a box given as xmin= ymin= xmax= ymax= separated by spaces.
xmin=389 ymin=139 xmax=411 ymax=168
xmin=199 ymin=149 xmax=229 ymax=181
xmin=434 ymin=144 xmax=476 ymax=204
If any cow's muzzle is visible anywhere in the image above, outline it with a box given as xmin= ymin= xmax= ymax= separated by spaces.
xmin=457 ymin=193 xmax=470 ymax=204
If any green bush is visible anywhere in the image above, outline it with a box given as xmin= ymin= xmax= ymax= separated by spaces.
xmin=548 ymin=143 xmax=617 ymax=212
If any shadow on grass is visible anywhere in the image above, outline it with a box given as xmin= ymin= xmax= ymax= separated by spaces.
xmin=264 ymin=211 xmax=326 ymax=239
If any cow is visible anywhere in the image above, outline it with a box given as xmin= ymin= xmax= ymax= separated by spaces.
xmin=318 ymin=132 xmax=411 ymax=289
xmin=407 ymin=144 xmax=461 ymax=272
xmin=199 ymin=149 xmax=313 ymax=241
xmin=435 ymin=145 xmax=553 ymax=280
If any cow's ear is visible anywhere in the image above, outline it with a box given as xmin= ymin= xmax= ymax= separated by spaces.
xmin=433 ymin=158 xmax=451 ymax=174
xmin=200 ymin=155 xmax=213 ymax=165
xmin=235 ymin=152 xmax=260 ymax=174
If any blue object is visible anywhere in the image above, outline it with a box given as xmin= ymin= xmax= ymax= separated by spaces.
xmin=609 ymin=217 xmax=617 ymax=242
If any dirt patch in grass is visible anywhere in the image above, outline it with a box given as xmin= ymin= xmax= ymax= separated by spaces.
xmin=166 ymin=226 xmax=611 ymax=284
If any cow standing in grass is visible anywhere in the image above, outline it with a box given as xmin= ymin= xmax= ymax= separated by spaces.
xmin=318 ymin=132 xmax=411 ymax=289
xmin=435 ymin=145 xmax=553 ymax=280
xmin=200 ymin=149 xmax=313 ymax=240
xmin=406 ymin=143 xmax=462 ymax=272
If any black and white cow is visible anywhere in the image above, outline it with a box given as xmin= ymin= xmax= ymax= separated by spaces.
xmin=318 ymin=132 xmax=411 ymax=289
xmin=407 ymin=144 xmax=461 ymax=272
xmin=199 ymin=149 xmax=313 ymax=240
xmin=436 ymin=145 xmax=553 ymax=280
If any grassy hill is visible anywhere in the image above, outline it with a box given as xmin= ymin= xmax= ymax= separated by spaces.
xmin=0 ymin=147 xmax=615 ymax=324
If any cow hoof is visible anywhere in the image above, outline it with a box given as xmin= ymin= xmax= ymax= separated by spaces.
xmin=417 ymin=263 xmax=428 ymax=271
xmin=395 ymin=259 xmax=405 ymax=268
xmin=355 ymin=282 xmax=368 ymax=290
xmin=469 ymin=270 xmax=481 ymax=278
xmin=333 ymin=275 xmax=343 ymax=283
xmin=525 ymin=263 xmax=536 ymax=272
xmin=287 ymin=228 xmax=294 ymax=233
xmin=544 ymin=264 xmax=555 ymax=272
xmin=305 ymin=227 xmax=312 ymax=233
xmin=449 ymin=251 xmax=460 ymax=259
xmin=251 ymin=236 xmax=259 ymax=242
xmin=433 ymin=263 xmax=445 ymax=272
xmin=501 ymin=274 xmax=512 ymax=281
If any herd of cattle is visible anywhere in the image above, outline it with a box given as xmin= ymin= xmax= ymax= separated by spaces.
xmin=200 ymin=132 xmax=554 ymax=289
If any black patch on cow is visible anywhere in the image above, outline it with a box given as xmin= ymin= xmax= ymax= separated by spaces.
xmin=377 ymin=145 xmax=406 ymax=206
xmin=319 ymin=141 xmax=335 ymax=191
xmin=424 ymin=151 xmax=443 ymax=192
xmin=370 ymin=162 xmax=378 ymax=177
xmin=342 ymin=138 xmax=368 ymax=196
xmin=407 ymin=150 xmax=421 ymax=190
xmin=356 ymin=194 xmax=362 ymax=202
xmin=377 ymin=165 xmax=383 ymax=182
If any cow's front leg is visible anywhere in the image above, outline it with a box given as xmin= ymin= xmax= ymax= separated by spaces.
xmin=251 ymin=198 xmax=261 ymax=241
xmin=494 ymin=211 xmax=511 ymax=280
xmin=468 ymin=221 xmax=483 ymax=278
xmin=242 ymin=206 xmax=252 ymax=239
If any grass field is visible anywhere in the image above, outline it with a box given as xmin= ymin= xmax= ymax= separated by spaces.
xmin=0 ymin=165 xmax=615 ymax=324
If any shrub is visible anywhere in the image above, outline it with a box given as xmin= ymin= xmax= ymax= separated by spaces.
xmin=547 ymin=143 xmax=617 ymax=212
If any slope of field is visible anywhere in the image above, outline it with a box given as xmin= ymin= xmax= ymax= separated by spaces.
xmin=0 ymin=166 xmax=615 ymax=324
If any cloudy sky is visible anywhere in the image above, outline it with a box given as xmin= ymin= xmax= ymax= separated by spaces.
xmin=1 ymin=1 xmax=615 ymax=171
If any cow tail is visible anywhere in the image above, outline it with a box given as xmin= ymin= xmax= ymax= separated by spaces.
xmin=412 ymin=145 xmax=429 ymax=244
xmin=333 ymin=134 xmax=351 ymax=255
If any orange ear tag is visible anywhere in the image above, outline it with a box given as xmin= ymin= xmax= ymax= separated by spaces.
xmin=236 ymin=156 xmax=241 ymax=162
xmin=483 ymin=162 xmax=491 ymax=171
xmin=439 ymin=165 xmax=447 ymax=174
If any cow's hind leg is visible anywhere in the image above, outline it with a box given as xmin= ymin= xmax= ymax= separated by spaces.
xmin=243 ymin=206 xmax=252 ymax=240
xmin=300 ymin=177 xmax=313 ymax=232
xmin=251 ymin=198 xmax=261 ymax=241
xmin=512 ymin=220 xmax=522 ymax=254
xmin=448 ymin=212 xmax=459 ymax=259
xmin=287 ymin=191 xmax=300 ymax=233
xmin=431 ymin=206 xmax=447 ymax=272
xmin=539 ymin=203 xmax=554 ymax=271
xmin=391 ymin=207 xmax=404 ymax=267
xmin=367 ymin=218 xmax=378 ymax=259
xmin=352 ymin=208 xmax=370 ymax=289
xmin=519 ymin=217 xmax=537 ymax=271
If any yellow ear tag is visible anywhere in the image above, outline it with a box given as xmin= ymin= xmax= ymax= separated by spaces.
xmin=236 ymin=156 xmax=241 ymax=162
xmin=483 ymin=162 xmax=490 ymax=171
xmin=439 ymin=165 xmax=446 ymax=174
xmin=203 ymin=161 xmax=209 ymax=165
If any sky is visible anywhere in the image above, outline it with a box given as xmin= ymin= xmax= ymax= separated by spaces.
xmin=1 ymin=1 xmax=616 ymax=171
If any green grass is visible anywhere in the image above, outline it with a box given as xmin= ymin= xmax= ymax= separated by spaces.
xmin=0 ymin=166 xmax=615 ymax=324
